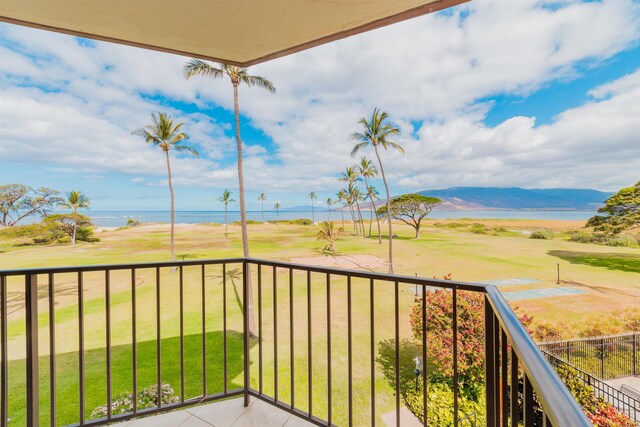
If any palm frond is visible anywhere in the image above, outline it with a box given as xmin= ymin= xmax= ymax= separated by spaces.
xmin=240 ymin=74 xmax=276 ymax=93
xmin=350 ymin=141 xmax=369 ymax=157
xmin=173 ymin=144 xmax=199 ymax=158
xmin=184 ymin=59 xmax=224 ymax=80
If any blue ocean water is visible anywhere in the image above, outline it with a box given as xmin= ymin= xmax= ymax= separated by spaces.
xmin=18 ymin=209 xmax=596 ymax=227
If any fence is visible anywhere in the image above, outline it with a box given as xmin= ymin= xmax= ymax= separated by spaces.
xmin=539 ymin=333 xmax=640 ymax=380
xmin=0 ymin=258 xmax=590 ymax=426
xmin=543 ymin=351 xmax=640 ymax=423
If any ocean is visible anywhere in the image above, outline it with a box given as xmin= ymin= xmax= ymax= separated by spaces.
xmin=18 ymin=210 xmax=597 ymax=227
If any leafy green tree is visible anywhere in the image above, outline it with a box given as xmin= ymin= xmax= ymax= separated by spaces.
xmin=258 ymin=193 xmax=267 ymax=222
xmin=42 ymin=213 xmax=96 ymax=244
xmin=58 ymin=191 xmax=90 ymax=246
xmin=351 ymin=108 xmax=404 ymax=273
xmin=587 ymin=181 xmax=639 ymax=236
xmin=133 ymin=112 xmax=199 ymax=263
xmin=218 ymin=189 xmax=236 ymax=236
xmin=308 ymin=191 xmax=317 ymax=223
xmin=376 ymin=194 xmax=441 ymax=238
xmin=185 ymin=60 xmax=275 ymax=337
xmin=0 ymin=184 xmax=63 ymax=227
xmin=358 ymin=157 xmax=381 ymax=242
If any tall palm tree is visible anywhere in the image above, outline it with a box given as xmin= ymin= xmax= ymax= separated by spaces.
xmin=339 ymin=166 xmax=364 ymax=236
xmin=336 ymin=190 xmax=347 ymax=229
xmin=258 ymin=192 xmax=267 ymax=222
xmin=308 ymin=192 xmax=317 ymax=223
xmin=326 ymin=197 xmax=333 ymax=220
xmin=218 ymin=189 xmax=235 ymax=236
xmin=351 ymin=108 xmax=403 ymax=273
xmin=58 ymin=190 xmax=90 ymax=246
xmin=352 ymin=185 xmax=366 ymax=237
xmin=274 ymin=202 xmax=281 ymax=218
xmin=359 ymin=157 xmax=381 ymax=242
xmin=133 ymin=113 xmax=198 ymax=263
xmin=185 ymin=60 xmax=275 ymax=337
xmin=366 ymin=185 xmax=380 ymax=238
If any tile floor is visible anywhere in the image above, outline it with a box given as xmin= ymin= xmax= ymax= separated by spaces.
xmin=112 ymin=397 xmax=315 ymax=427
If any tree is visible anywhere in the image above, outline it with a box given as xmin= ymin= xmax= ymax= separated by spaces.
xmin=376 ymin=193 xmax=442 ymax=238
xmin=185 ymin=60 xmax=275 ymax=337
xmin=339 ymin=166 xmax=362 ymax=236
xmin=42 ymin=213 xmax=96 ymax=244
xmin=0 ymin=184 xmax=63 ymax=227
xmin=218 ymin=189 xmax=235 ymax=236
xmin=366 ymin=185 xmax=380 ymax=238
xmin=133 ymin=112 xmax=199 ymax=263
xmin=336 ymin=190 xmax=347 ymax=229
xmin=308 ymin=191 xmax=317 ymax=223
xmin=326 ymin=197 xmax=333 ymax=220
xmin=358 ymin=157 xmax=381 ymax=242
xmin=258 ymin=193 xmax=267 ymax=222
xmin=587 ymin=181 xmax=639 ymax=236
xmin=274 ymin=202 xmax=281 ymax=219
xmin=58 ymin=191 xmax=90 ymax=246
xmin=316 ymin=221 xmax=342 ymax=253
xmin=351 ymin=108 xmax=404 ymax=273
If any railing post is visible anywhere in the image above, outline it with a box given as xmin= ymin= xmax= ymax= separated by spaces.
xmin=242 ymin=260 xmax=250 ymax=407
xmin=485 ymin=297 xmax=496 ymax=427
xmin=633 ymin=333 xmax=637 ymax=377
xmin=600 ymin=338 xmax=605 ymax=378
xmin=26 ymin=274 xmax=39 ymax=427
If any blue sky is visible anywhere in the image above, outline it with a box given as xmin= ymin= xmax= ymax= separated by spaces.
xmin=1 ymin=0 xmax=640 ymax=211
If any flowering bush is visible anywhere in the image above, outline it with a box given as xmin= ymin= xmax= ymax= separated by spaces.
xmin=555 ymin=365 xmax=635 ymax=427
xmin=90 ymin=383 xmax=178 ymax=419
xmin=409 ymin=282 xmax=532 ymax=390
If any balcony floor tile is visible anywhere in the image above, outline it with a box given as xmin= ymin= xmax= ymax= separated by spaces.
xmin=110 ymin=397 xmax=311 ymax=427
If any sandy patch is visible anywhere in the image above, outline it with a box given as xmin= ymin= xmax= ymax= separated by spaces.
xmin=289 ymin=254 xmax=388 ymax=272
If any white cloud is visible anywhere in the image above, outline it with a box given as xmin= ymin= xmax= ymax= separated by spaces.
xmin=0 ymin=0 xmax=639 ymax=200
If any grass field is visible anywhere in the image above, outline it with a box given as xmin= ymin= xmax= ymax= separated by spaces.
xmin=1 ymin=219 xmax=639 ymax=425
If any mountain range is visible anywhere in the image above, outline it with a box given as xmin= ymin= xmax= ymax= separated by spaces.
xmin=417 ymin=187 xmax=611 ymax=210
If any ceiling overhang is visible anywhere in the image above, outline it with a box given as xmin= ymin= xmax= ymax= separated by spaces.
xmin=0 ymin=0 xmax=468 ymax=66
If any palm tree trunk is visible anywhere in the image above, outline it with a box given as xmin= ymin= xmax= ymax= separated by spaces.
xmin=261 ymin=201 xmax=264 ymax=222
xmin=355 ymin=200 xmax=366 ymax=237
xmin=348 ymin=204 xmax=357 ymax=235
xmin=311 ymin=201 xmax=315 ymax=223
xmin=224 ymin=204 xmax=228 ymax=236
xmin=165 ymin=151 xmax=175 ymax=263
xmin=328 ymin=206 xmax=332 ymax=220
xmin=340 ymin=209 xmax=345 ymax=229
xmin=232 ymin=82 xmax=256 ymax=337
xmin=362 ymin=176 xmax=381 ymax=243
xmin=72 ymin=208 xmax=77 ymax=246
xmin=373 ymin=145 xmax=393 ymax=274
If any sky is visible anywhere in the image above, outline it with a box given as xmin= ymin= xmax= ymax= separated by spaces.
xmin=1 ymin=0 xmax=639 ymax=211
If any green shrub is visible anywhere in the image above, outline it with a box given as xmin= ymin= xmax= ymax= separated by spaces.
xmin=90 ymin=383 xmax=178 ymax=419
xmin=126 ymin=218 xmax=141 ymax=227
xmin=529 ymin=229 xmax=554 ymax=240
xmin=568 ymin=231 xmax=596 ymax=243
xmin=231 ymin=220 xmax=263 ymax=225
xmin=470 ymin=223 xmax=488 ymax=234
xmin=492 ymin=226 xmax=507 ymax=233
xmin=603 ymin=234 xmax=636 ymax=247
xmin=404 ymin=381 xmax=485 ymax=426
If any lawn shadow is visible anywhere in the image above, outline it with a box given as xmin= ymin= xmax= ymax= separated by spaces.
xmin=548 ymin=250 xmax=640 ymax=274
xmin=7 ymin=330 xmax=253 ymax=426
xmin=207 ymin=267 xmax=243 ymax=313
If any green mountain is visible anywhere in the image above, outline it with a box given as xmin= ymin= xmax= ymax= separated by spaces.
xmin=417 ymin=187 xmax=611 ymax=210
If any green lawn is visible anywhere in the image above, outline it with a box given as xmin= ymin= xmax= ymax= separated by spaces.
xmin=1 ymin=220 xmax=639 ymax=425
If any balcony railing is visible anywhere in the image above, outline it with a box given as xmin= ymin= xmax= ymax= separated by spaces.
xmin=0 ymin=258 xmax=590 ymax=426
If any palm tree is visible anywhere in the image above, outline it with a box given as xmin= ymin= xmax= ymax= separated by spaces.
xmin=359 ymin=157 xmax=381 ymax=242
xmin=58 ymin=191 xmax=90 ymax=246
xmin=339 ymin=166 xmax=362 ymax=235
xmin=133 ymin=112 xmax=198 ymax=263
xmin=308 ymin=192 xmax=317 ymax=223
xmin=316 ymin=221 xmax=341 ymax=253
xmin=366 ymin=185 xmax=380 ymax=238
xmin=352 ymin=185 xmax=366 ymax=237
xmin=185 ymin=59 xmax=275 ymax=337
xmin=218 ymin=189 xmax=235 ymax=236
xmin=274 ymin=202 xmax=281 ymax=218
xmin=326 ymin=197 xmax=333 ymax=220
xmin=258 ymin=193 xmax=267 ymax=222
xmin=336 ymin=190 xmax=347 ymax=229
xmin=351 ymin=108 xmax=403 ymax=273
